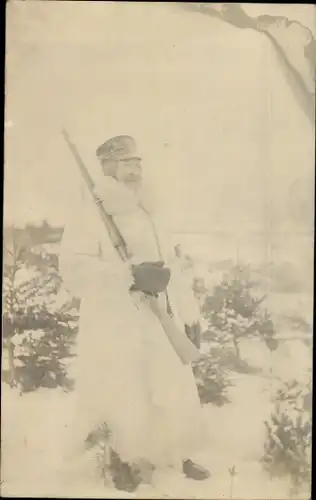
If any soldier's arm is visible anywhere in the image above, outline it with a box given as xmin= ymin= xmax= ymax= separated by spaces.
xmin=58 ymin=201 xmax=133 ymax=299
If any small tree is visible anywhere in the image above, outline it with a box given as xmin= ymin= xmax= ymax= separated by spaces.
xmin=192 ymin=351 xmax=231 ymax=406
xmin=262 ymin=376 xmax=312 ymax=497
xmin=201 ymin=265 xmax=277 ymax=367
xmin=189 ymin=269 xmax=231 ymax=405
xmin=2 ymin=225 xmax=79 ymax=393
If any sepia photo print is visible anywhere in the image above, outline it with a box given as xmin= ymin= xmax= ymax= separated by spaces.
xmin=2 ymin=2 xmax=315 ymax=498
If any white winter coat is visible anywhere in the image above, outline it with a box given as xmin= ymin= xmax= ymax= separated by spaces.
xmin=58 ymin=175 xmax=205 ymax=469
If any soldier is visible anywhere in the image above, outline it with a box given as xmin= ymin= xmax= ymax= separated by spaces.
xmin=59 ymin=135 xmax=210 ymax=492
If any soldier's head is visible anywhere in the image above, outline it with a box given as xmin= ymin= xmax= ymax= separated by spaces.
xmin=96 ymin=135 xmax=142 ymax=191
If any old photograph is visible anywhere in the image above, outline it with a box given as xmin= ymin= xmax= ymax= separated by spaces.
xmin=2 ymin=2 xmax=315 ymax=498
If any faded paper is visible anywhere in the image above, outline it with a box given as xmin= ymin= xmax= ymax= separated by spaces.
xmin=2 ymin=1 xmax=314 ymax=498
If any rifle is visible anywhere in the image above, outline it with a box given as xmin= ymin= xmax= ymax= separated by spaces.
xmin=61 ymin=128 xmax=131 ymax=262
xmin=61 ymin=129 xmax=201 ymax=365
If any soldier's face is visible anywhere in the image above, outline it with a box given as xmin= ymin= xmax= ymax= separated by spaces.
xmin=100 ymin=159 xmax=117 ymax=177
xmin=116 ymin=158 xmax=143 ymax=189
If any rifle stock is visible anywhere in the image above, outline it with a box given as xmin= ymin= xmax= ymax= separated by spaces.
xmin=148 ymin=298 xmax=201 ymax=365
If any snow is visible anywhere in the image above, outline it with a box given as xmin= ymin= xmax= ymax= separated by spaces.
xmin=2 ymin=250 xmax=312 ymax=498
xmin=0 ymin=387 xmax=288 ymax=498
xmin=1 ymin=334 xmax=311 ymax=499
xmin=2 ymin=255 xmax=312 ymax=498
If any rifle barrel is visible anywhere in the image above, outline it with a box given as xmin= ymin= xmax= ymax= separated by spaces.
xmin=61 ymin=128 xmax=130 ymax=262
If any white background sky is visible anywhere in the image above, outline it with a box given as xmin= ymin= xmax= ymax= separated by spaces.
xmin=4 ymin=2 xmax=315 ymax=264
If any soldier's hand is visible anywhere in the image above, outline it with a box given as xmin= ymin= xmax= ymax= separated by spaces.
xmin=131 ymin=262 xmax=171 ymax=294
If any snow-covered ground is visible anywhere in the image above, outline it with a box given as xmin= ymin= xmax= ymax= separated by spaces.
xmin=2 ymin=264 xmax=312 ymax=498
xmin=1 ymin=333 xmax=311 ymax=499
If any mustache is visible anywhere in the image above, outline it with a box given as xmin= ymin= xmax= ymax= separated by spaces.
xmin=124 ymin=175 xmax=141 ymax=182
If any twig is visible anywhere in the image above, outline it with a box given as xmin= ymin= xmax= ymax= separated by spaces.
xmin=228 ymin=465 xmax=237 ymax=500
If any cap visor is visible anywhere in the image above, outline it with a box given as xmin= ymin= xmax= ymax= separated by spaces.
xmin=119 ymin=155 xmax=142 ymax=161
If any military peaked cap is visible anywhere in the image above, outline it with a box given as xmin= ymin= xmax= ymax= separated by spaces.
xmin=96 ymin=135 xmax=141 ymax=161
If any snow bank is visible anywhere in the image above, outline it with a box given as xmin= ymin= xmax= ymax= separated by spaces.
xmin=1 ymin=366 xmax=301 ymax=499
